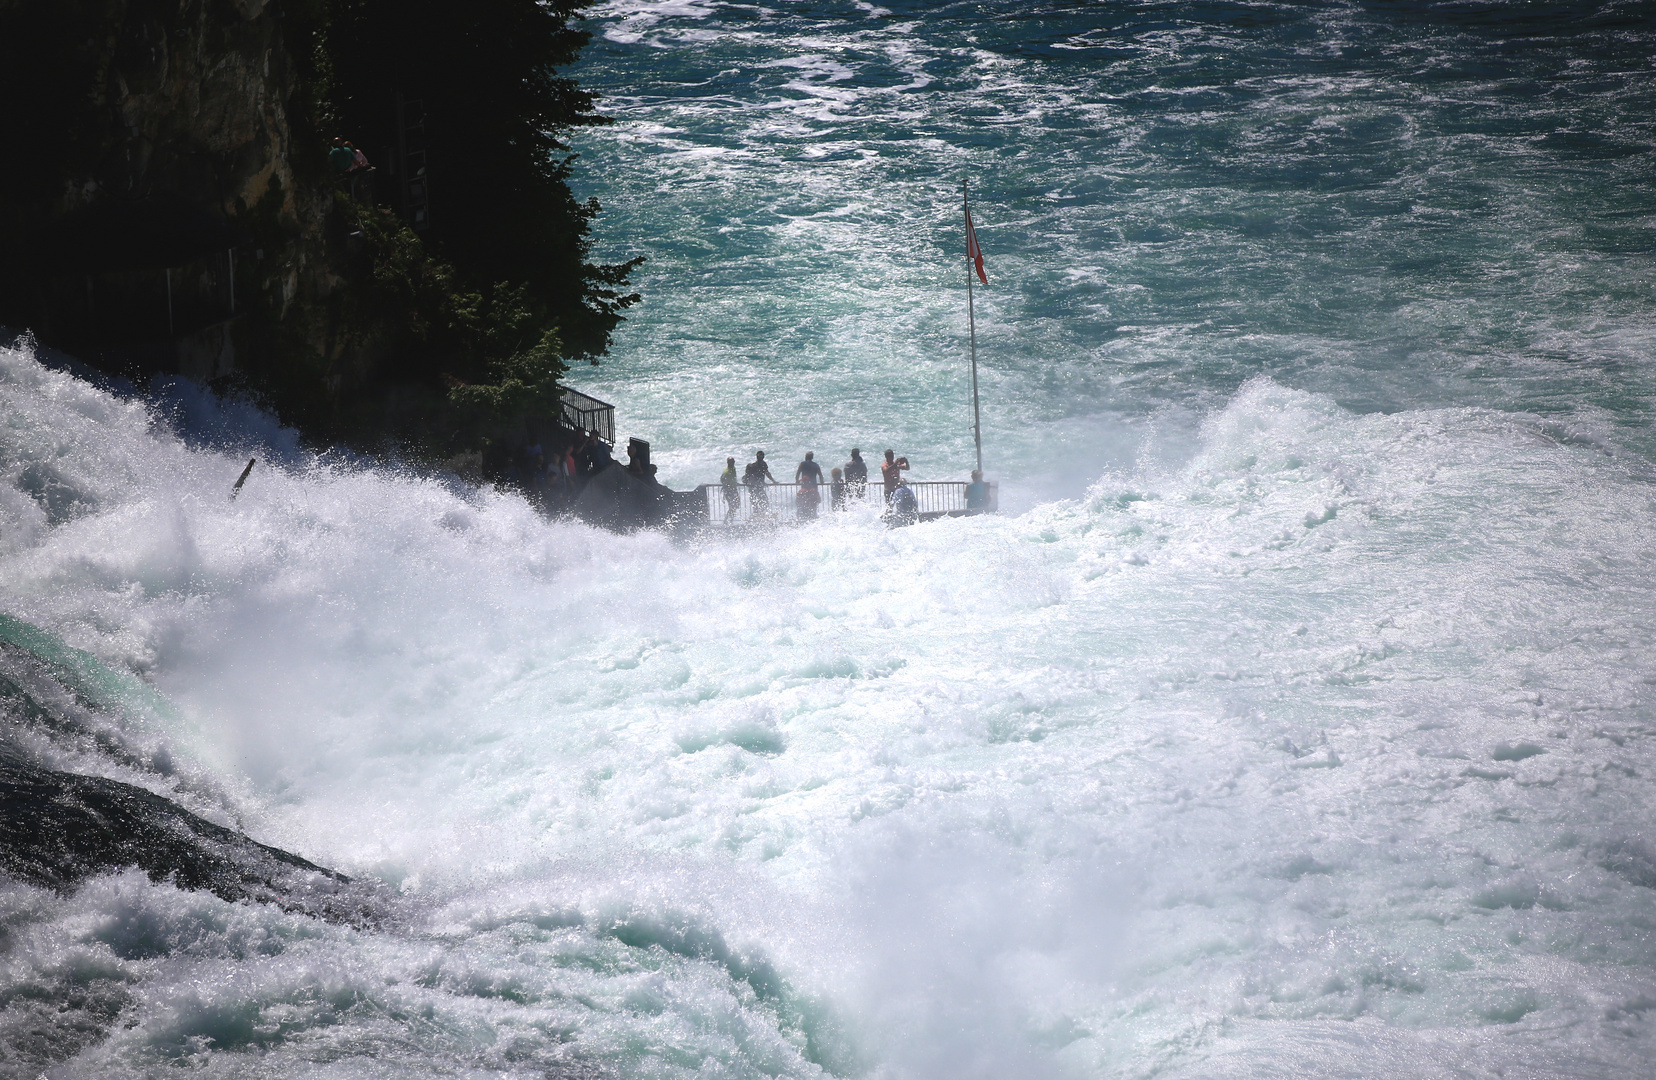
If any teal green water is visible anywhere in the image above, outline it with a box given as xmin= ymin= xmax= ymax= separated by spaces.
xmin=4 ymin=4 xmax=1656 ymax=1078
xmin=571 ymin=0 xmax=1656 ymax=503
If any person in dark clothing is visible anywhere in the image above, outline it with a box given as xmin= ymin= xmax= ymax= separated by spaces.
xmin=830 ymin=467 xmax=847 ymax=511
xmin=795 ymin=452 xmax=822 ymax=521
xmin=887 ymin=480 xmax=919 ymax=527
xmin=844 ymin=449 xmax=868 ymax=499
xmin=743 ymin=451 xmax=775 ymax=516
xmin=579 ymin=432 xmax=612 ymax=477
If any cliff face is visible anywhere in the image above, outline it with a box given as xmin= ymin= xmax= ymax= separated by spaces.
xmin=4 ymin=0 xmax=637 ymax=455
xmin=3 ymin=0 xmax=371 ymax=396
xmin=92 ymin=0 xmax=298 ymax=221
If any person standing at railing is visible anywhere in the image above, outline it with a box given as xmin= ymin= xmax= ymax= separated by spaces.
xmin=544 ymin=451 xmax=570 ymax=509
xmin=795 ymin=453 xmax=822 ymax=521
xmin=880 ymin=449 xmax=910 ymax=503
xmin=796 ymin=474 xmax=820 ymax=521
xmin=966 ymin=469 xmax=990 ymax=511
xmin=577 ymin=432 xmax=612 ymax=477
xmin=720 ymin=457 xmax=742 ymax=522
xmin=844 ymin=449 xmax=868 ymax=499
xmin=743 ymin=451 xmax=775 ymax=517
xmin=887 ymin=480 xmax=918 ymax=527
xmin=830 ymin=467 xmax=847 ymax=512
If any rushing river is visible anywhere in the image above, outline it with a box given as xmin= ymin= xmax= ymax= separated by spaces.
xmin=4 ymin=2 xmax=1656 ymax=1077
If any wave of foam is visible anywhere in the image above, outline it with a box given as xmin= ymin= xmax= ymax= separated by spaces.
xmin=6 ymin=338 xmax=1656 ymax=1075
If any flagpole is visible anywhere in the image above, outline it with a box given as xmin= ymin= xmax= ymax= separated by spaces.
xmin=965 ymin=178 xmax=983 ymax=475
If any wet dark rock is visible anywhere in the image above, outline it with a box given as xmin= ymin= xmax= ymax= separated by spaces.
xmin=573 ymin=462 xmax=699 ymax=532
xmin=0 ymin=633 xmax=388 ymax=930
xmin=0 ymin=754 xmax=381 ymax=929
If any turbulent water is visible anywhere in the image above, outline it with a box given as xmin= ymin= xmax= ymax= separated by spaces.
xmin=5 ymin=2 xmax=1656 ymax=1077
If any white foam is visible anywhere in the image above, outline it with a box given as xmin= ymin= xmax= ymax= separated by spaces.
xmin=10 ymin=0 xmax=1656 ymax=1073
xmin=6 ymin=339 xmax=1656 ymax=1075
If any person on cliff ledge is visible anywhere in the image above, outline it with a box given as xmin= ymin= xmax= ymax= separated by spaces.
xmin=328 ymin=137 xmax=356 ymax=174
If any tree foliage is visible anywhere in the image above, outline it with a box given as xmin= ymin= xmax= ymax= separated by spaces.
xmin=321 ymin=0 xmax=642 ymax=367
xmin=0 ymin=0 xmax=636 ymax=457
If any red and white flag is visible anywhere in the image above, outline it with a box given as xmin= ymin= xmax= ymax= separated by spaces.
xmin=964 ymin=198 xmax=987 ymax=285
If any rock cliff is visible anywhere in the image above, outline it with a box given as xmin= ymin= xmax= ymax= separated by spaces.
xmin=2 ymin=0 xmax=381 ymax=407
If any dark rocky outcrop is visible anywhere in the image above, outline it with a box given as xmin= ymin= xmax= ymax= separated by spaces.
xmin=572 ymin=462 xmax=682 ymax=532
xmin=0 ymin=755 xmax=380 ymax=928
xmin=0 ymin=0 xmax=641 ymax=459
xmin=0 ymin=0 xmax=336 ymax=384
xmin=0 ymin=628 xmax=388 ymax=929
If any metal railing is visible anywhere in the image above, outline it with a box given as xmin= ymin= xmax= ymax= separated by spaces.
xmin=696 ymin=480 xmax=996 ymax=526
xmin=561 ymin=387 xmax=615 ymax=445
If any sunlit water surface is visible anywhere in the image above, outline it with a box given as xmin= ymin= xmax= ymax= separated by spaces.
xmin=3 ymin=2 xmax=1656 ymax=1077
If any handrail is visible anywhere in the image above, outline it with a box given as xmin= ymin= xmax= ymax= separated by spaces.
xmin=696 ymin=479 xmax=996 ymax=525
xmin=561 ymin=387 xmax=615 ymax=445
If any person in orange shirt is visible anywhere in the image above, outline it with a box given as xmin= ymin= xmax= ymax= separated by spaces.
xmin=880 ymin=449 xmax=909 ymax=503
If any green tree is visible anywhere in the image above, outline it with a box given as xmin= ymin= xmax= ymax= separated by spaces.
xmin=321 ymin=0 xmax=642 ymax=374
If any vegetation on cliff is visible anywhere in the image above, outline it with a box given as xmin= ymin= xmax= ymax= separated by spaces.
xmin=322 ymin=0 xmax=642 ymax=360
xmin=0 ymin=0 xmax=639 ymax=456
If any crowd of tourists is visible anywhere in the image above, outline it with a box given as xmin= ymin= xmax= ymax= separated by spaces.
xmin=715 ymin=447 xmax=989 ymax=526
xmin=492 ymin=431 xmax=990 ymax=526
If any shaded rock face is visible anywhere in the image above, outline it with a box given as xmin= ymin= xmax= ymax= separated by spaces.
xmin=0 ymin=638 xmax=386 ymax=930
xmin=92 ymin=0 xmax=296 ymax=220
xmin=573 ymin=463 xmax=703 ymax=533
xmin=0 ymin=757 xmax=378 ymax=928
xmin=8 ymin=0 xmax=365 ymax=385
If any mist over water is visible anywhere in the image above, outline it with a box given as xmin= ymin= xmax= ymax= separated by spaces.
xmin=5 ymin=2 xmax=1656 ymax=1077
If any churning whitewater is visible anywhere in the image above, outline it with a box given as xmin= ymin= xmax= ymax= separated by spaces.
xmin=6 ymin=1 xmax=1656 ymax=1077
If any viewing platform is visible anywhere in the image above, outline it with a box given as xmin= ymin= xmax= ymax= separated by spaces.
xmin=547 ymin=384 xmax=998 ymax=532
xmin=561 ymin=387 xmax=615 ymax=445
xmin=692 ymin=480 xmax=998 ymax=526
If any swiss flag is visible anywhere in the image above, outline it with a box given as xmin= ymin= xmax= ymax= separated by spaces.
xmin=965 ymin=199 xmax=987 ymax=285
